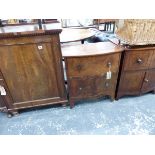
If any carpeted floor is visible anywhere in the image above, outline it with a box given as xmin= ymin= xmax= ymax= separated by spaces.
xmin=0 ymin=93 xmax=155 ymax=135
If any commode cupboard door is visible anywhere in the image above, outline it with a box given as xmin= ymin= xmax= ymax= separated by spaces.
xmin=141 ymin=70 xmax=155 ymax=93
xmin=0 ymin=41 xmax=66 ymax=109
xmin=117 ymin=71 xmax=145 ymax=97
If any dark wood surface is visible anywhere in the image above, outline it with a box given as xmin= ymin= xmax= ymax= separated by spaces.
xmin=62 ymin=42 xmax=123 ymax=108
xmin=0 ymin=24 xmax=67 ymax=116
xmin=117 ymin=46 xmax=155 ymax=99
xmin=62 ymin=42 xmax=124 ymax=57
xmin=0 ymin=23 xmax=62 ymax=38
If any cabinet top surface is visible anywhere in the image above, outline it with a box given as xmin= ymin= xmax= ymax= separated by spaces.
xmin=62 ymin=42 xmax=124 ymax=57
xmin=0 ymin=23 xmax=62 ymax=38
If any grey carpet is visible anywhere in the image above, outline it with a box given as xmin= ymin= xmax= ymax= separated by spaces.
xmin=0 ymin=93 xmax=155 ymax=135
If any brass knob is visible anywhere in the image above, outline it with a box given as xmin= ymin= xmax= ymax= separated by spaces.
xmin=38 ymin=45 xmax=43 ymax=50
xmin=144 ymin=79 xmax=149 ymax=83
xmin=107 ymin=62 xmax=112 ymax=68
xmin=79 ymin=87 xmax=82 ymax=90
xmin=137 ymin=58 xmax=143 ymax=64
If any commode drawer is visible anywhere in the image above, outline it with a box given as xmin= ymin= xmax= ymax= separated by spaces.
xmin=66 ymin=53 xmax=121 ymax=77
xmin=123 ymin=50 xmax=152 ymax=71
xmin=69 ymin=74 xmax=117 ymax=99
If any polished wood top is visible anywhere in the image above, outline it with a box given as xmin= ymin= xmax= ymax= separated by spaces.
xmin=62 ymin=42 xmax=124 ymax=57
xmin=0 ymin=23 xmax=62 ymax=38
xmin=60 ymin=28 xmax=96 ymax=43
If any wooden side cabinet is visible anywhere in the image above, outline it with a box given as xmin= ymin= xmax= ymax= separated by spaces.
xmin=0 ymin=24 xmax=68 ymax=116
xmin=62 ymin=42 xmax=123 ymax=108
xmin=117 ymin=46 xmax=155 ymax=99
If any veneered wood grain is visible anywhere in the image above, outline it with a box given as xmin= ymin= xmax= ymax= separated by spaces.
xmin=62 ymin=42 xmax=123 ymax=57
xmin=0 ymin=34 xmax=67 ymax=113
xmin=123 ymin=49 xmax=152 ymax=71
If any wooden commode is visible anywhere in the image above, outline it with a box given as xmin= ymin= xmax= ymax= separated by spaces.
xmin=62 ymin=42 xmax=124 ymax=108
xmin=116 ymin=45 xmax=155 ymax=99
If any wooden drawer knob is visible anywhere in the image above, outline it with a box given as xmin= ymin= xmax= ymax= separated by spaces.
xmin=144 ymin=79 xmax=149 ymax=83
xmin=137 ymin=58 xmax=143 ymax=64
xmin=107 ymin=62 xmax=112 ymax=68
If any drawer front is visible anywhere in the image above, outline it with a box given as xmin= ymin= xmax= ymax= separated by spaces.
xmin=69 ymin=74 xmax=117 ymax=99
xmin=66 ymin=53 xmax=121 ymax=77
xmin=69 ymin=76 xmax=103 ymax=98
xmin=123 ymin=50 xmax=152 ymax=71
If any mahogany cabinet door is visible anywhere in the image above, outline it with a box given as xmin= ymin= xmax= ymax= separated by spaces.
xmin=117 ymin=71 xmax=146 ymax=98
xmin=0 ymin=36 xmax=67 ymax=109
xmin=123 ymin=50 xmax=152 ymax=71
xmin=141 ymin=70 xmax=155 ymax=93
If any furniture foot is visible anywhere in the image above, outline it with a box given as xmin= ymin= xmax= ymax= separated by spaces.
xmin=62 ymin=103 xmax=67 ymax=107
xmin=70 ymin=100 xmax=75 ymax=109
xmin=111 ymin=96 xmax=115 ymax=102
xmin=7 ymin=113 xmax=13 ymax=118
xmin=110 ymin=94 xmax=115 ymax=102
xmin=10 ymin=110 xmax=19 ymax=116
xmin=0 ymin=107 xmax=8 ymax=113
xmin=115 ymin=93 xmax=122 ymax=100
